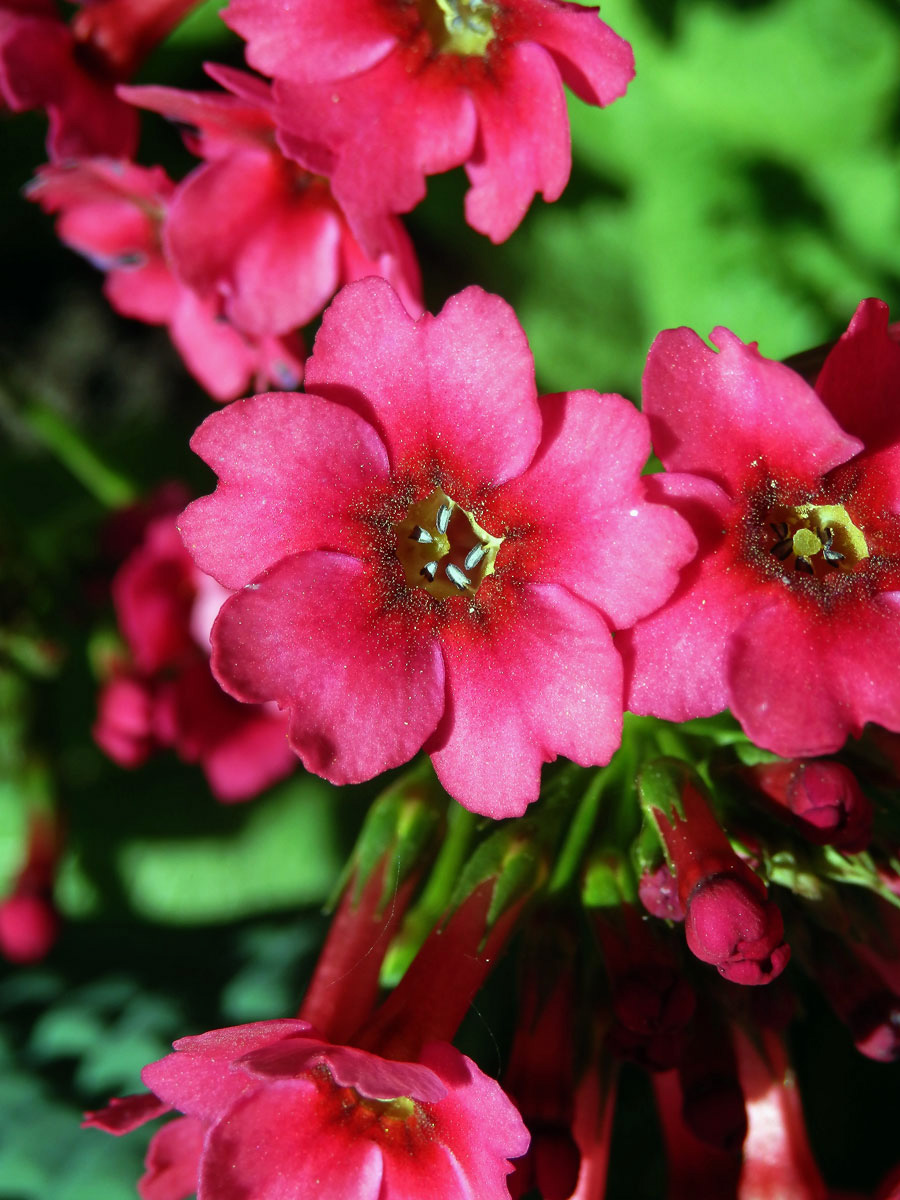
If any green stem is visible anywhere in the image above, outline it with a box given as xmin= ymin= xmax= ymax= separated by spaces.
xmin=22 ymin=402 xmax=137 ymax=509
xmin=547 ymin=768 xmax=607 ymax=895
xmin=379 ymin=801 xmax=478 ymax=987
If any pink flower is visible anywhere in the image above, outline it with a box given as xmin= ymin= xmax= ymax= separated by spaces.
xmin=0 ymin=0 xmax=198 ymax=159
xmin=0 ymin=813 xmax=60 ymax=964
xmin=223 ymin=0 xmax=634 ymax=250
xmin=623 ymin=298 xmax=900 ymax=759
xmin=27 ymin=158 xmax=305 ymax=402
xmin=121 ymin=67 xmax=423 ymax=333
xmin=178 ymin=278 xmax=694 ymax=816
xmin=94 ymin=511 xmax=296 ymax=803
xmin=86 ymin=1020 xmax=529 ymax=1200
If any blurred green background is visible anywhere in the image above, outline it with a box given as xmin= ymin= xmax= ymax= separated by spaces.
xmin=1 ymin=0 xmax=899 ymax=1195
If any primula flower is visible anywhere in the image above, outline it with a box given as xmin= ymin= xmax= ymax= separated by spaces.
xmin=623 ymin=298 xmax=900 ymax=759
xmin=224 ymin=0 xmax=634 ymax=250
xmin=86 ymin=1019 xmax=529 ymax=1200
xmin=95 ymin=512 xmax=296 ymax=802
xmin=27 ymin=158 xmax=305 ymax=402
xmin=120 ymin=67 xmax=423 ymax=334
xmin=178 ymin=278 xmax=694 ymax=816
xmin=0 ymin=0 xmax=198 ymax=159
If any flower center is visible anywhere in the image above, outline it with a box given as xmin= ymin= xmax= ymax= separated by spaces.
xmin=767 ymin=502 xmax=869 ymax=578
xmin=416 ymin=0 xmax=496 ymax=55
xmin=395 ymin=486 xmax=503 ymax=599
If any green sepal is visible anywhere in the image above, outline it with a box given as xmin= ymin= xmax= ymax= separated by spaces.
xmin=337 ymin=760 xmax=444 ymax=917
xmin=582 ymin=848 xmax=639 ymax=911
xmin=445 ymin=819 xmax=548 ymax=939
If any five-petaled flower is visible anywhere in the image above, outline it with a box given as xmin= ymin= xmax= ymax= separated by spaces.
xmin=623 ymin=298 xmax=900 ymax=759
xmin=84 ymin=1019 xmax=530 ymax=1200
xmin=178 ymin=278 xmax=695 ymax=817
xmin=224 ymin=0 xmax=635 ymax=251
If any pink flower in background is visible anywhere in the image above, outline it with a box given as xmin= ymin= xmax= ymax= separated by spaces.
xmin=94 ymin=511 xmax=296 ymax=802
xmin=121 ymin=66 xmax=423 ymax=333
xmin=0 ymin=0 xmax=198 ymax=159
xmin=179 ymin=278 xmax=694 ymax=816
xmin=623 ymin=298 xmax=900 ymax=759
xmin=223 ymin=0 xmax=634 ymax=250
xmin=27 ymin=158 xmax=305 ymax=402
xmin=86 ymin=1019 xmax=529 ymax=1200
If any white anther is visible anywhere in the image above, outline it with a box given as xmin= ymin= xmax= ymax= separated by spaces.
xmin=464 ymin=545 xmax=486 ymax=570
xmin=436 ymin=504 xmax=451 ymax=534
xmin=445 ymin=563 xmax=470 ymax=591
xmin=410 ymin=526 xmax=434 ymax=544
xmin=420 ymin=561 xmax=438 ymax=582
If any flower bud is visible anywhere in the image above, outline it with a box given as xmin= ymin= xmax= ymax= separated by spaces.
xmin=746 ymin=760 xmax=874 ymax=852
xmin=685 ymin=874 xmax=791 ymax=986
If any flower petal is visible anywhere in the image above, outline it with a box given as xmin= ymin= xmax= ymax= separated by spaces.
xmin=815 ymin=297 xmax=900 ymax=454
xmin=274 ymin=51 xmax=477 ymax=255
xmin=210 ymin=552 xmax=445 ymax=785
xmin=179 ymin=391 xmax=389 ymax=589
xmin=139 ymin=1116 xmax=204 ymax=1200
xmin=504 ymin=0 xmax=635 ymax=107
xmin=240 ymin=1039 xmax=447 ymax=1103
xmin=643 ymin=327 xmax=863 ymax=494
xmin=142 ymin=1020 xmax=313 ymax=1124
xmin=621 ymin=472 xmax=744 ymax=721
xmin=198 ymin=1081 xmax=384 ymax=1200
xmin=305 ymin=278 xmax=541 ymax=486
xmin=223 ymin=0 xmax=396 ymax=85
xmin=494 ymin=390 xmax=697 ymax=627
xmin=729 ymin=592 xmax=900 ymax=757
xmin=464 ymin=41 xmax=569 ymax=242
xmin=428 ymin=582 xmax=622 ymax=817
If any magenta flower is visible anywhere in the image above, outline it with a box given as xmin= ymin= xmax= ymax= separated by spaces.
xmin=87 ymin=1020 xmax=529 ymax=1200
xmin=94 ymin=512 xmax=296 ymax=803
xmin=28 ymin=158 xmax=305 ymax=402
xmin=223 ymin=0 xmax=634 ymax=250
xmin=121 ymin=67 xmax=422 ymax=334
xmin=0 ymin=0 xmax=198 ymax=159
xmin=178 ymin=278 xmax=694 ymax=816
xmin=623 ymin=298 xmax=900 ymax=759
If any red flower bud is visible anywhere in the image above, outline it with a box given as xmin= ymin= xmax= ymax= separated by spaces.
xmin=0 ymin=891 xmax=58 ymax=964
xmin=747 ymin=760 xmax=874 ymax=852
xmin=685 ymin=874 xmax=790 ymax=986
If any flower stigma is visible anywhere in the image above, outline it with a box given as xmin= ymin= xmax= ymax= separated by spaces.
xmin=416 ymin=0 xmax=497 ymax=56
xmin=395 ymin=486 xmax=504 ymax=599
xmin=767 ymin=502 xmax=869 ymax=579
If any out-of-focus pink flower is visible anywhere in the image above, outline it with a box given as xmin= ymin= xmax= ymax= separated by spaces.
xmin=178 ymin=278 xmax=695 ymax=816
xmin=0 ymin=812 xmax=61 ymax=964
xmin=0 ymin=0 xmax=198 ymax=159
xmin=734 ymin=1025 xmax=828 ymax=1200
xmin=222 ymin=0 xmax=634 ymax=251
xmin=86 ymin=1020 xmax=529 ymax=1200
xmin=121 ymin=67 xmax=423 ymax=330
xmin=745 ymin=759 xmax=874 ymax=852
xmin=94 ymin=510 xmax=296 ymax=803
xmin=623 ymin=299 xmax=900 ymax=759
xmin=653 ymin=1069 xmax=742 ymax=1200
xmin=27 ymin=158 xmax=305 ymax=402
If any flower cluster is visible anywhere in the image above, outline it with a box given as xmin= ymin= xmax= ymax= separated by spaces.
xmin=3 ymin=1 xmax=900 ymax=1198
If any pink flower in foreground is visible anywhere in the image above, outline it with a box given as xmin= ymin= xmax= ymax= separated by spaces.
xmin=86 ymin=1020 xmax=529 ymax=1200
xmin=224 ymin=0 xmax=634 ymax=250
xmin=27 ymin=158 xmax=305 ymax=402
xmin=94 ymin=511 xmax=295 ymax=802
xmin=623 ymin=299 xmax=900 ymax=759
xmin=179 ymin=278 xmax=695 ymax=816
